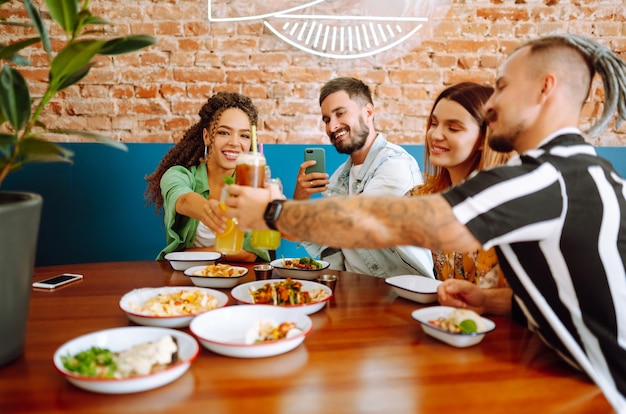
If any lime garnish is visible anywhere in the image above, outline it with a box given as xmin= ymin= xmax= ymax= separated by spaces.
xmin=223 ymin=176 xmax=235 ymax=185
xmin=458 ymin=319 xmax=478 ymax=334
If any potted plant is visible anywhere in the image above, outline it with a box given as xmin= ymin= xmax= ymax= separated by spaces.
xmin=0 ymin=0 xmax=156 ymax=366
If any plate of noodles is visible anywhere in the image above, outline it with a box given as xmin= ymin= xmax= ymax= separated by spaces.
xmin=119 ymin=286 xmax=229 ymax=328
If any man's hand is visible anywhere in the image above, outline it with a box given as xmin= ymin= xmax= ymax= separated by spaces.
xmin=437 ymin=279 xmax=513 ymax=316
xmin=293 ymin=161 xmax=329 ymax=200
xmin=225 ymin=184 xmax=283 ymax=231
xmin=437 ymin=279 xmax=488 ymax=314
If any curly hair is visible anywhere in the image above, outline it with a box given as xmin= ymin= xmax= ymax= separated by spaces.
xmin=145 ymin=92 xmax=258 ymax=213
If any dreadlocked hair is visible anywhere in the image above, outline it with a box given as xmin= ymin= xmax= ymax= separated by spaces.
xmin=523 ymin=34 xmax=626 ymax=138
xmin=144 ymin=92 xmax=258 ymax=213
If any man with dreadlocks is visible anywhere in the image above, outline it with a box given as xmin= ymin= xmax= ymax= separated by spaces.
xmin=224 ymin=34 xmax=626 ymax=411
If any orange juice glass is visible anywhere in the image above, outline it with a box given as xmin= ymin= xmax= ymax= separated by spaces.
xmin=214 ymin=187 xmax=244 ymax=254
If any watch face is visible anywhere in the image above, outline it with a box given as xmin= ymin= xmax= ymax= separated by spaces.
xmin=264 ymin=200 xmax=284 ymax=230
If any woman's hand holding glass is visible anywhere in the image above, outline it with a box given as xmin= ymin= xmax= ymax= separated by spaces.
xmin=201 ymin=198 xmax=227 ymax=234
xmin=213 ymin=186 xmax=245 ymax=255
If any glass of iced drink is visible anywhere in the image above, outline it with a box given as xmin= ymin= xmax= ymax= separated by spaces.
xmin=214 ymin=186 xmax=245 ymax=255
xmin=235 ymin=152 xmax=266 ymax=187
xmin=236 ymin=153 xmax=281 ymax=250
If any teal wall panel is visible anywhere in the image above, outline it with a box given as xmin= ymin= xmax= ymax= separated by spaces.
xmin=1 ymin=143 xmax=622 ymax=266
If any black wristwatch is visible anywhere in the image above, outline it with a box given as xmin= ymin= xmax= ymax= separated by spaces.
xmin=263 ymin=199 xmax=285 ymax=230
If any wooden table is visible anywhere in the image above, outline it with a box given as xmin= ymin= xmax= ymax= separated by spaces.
xmin=0 ymin=261 xmax=612 ymax=413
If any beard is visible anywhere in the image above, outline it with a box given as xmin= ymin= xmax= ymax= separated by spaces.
xmin=488 ymin=134 xmax=515 ymax=153
xmin=486 ymin=110 xmax=523 ymax=153
xmin=333 ymin=116 xmax=369 ymax=154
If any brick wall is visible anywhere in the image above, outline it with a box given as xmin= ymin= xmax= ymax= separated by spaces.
xmin=2 ymin=0 xmax=626 ymax=146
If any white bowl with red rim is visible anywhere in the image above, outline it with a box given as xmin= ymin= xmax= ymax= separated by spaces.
xmin=189 ymin=304 xmax=312 ymax=358
xmin=230 ymin=278 xmax=332 ymax=315
xmin=119 ymin=286 xmax=229 ymax=328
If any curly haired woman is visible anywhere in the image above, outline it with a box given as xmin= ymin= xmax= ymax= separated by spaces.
xmin=146 ymin=92 xmax=270 ymax=262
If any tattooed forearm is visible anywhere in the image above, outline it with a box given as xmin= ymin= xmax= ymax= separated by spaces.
xmin=278 ymin=194 xmax=482 ymax=252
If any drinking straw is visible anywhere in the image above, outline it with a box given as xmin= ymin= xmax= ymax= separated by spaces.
xmin=251 ymin=125 xmax=257 ymax=153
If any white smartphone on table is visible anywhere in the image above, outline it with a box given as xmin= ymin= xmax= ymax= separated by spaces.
xmin=32 ymin=273 xmax=83 ymax=290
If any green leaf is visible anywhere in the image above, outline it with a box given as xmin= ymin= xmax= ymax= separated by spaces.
xmin=0 ymin=38 xmax=40 ymax=62
xmin=17 ymin=137 xmax=75 ymax=164
xmin=73 ymin=10 xmax=110 ymax=36
xmin=49 ymin=39 xmax=105 ymax=92
xmin=23 ymin=0 xmax=51 ymax=56
xmin=47 ymin=129 xmax=128 ymax=151
xmin=56 ymin=62 xmax=96 ymax=91
xmin=99 ymin=35 xmax=157 ymax=55
xmin=0 ymin=66 xmax=31 ymax=131
xmin=0 ymin=133 xmax=16 ymax=157
xmin=5 ymin=53 xmax=31 ymax=66
xmin=81 ymin=15 xmax=110 ymax=26
xmin=45 ymin=0 xmax=78 ymax=36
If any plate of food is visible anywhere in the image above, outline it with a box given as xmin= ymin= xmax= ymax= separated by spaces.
xmin=164 ymin=251 xmax=221 ymax=271
xmin=183 ymin=264 xmax=248 ymax=288
xmin=119 ymin=286 xmax=229 ymax=328
xmin=230 ymin=278 xmax=332 ymax=315
xmin=269 ymin=257 xmax=329 ymax=280
xmin=189 ymin=304 xmax=312 ymax=358
xmin=385 ymin=275 xmax=442 ymax=304
xmin=411 ymin=306 xmax=495 ymax=348
xmin=53 ymin=326 xmax=199 ymax=394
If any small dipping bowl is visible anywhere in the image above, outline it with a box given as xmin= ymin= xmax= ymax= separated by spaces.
xmin=316 ymin=274 xmax=337 ymax=291
xmin=254 ymin=264 xmax=273 ymax=280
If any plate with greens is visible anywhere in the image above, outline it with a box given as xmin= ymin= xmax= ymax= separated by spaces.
xmin=269 ymin=257 xmax=329 ymax=280
xmin=53 ymin=326 xmax=199 ymax=394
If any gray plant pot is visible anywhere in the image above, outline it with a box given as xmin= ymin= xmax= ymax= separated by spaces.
xmin=0 ymin=191 xmax=42 ymax=366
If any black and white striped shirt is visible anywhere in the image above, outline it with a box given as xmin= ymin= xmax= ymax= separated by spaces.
xmin=443 ymin=129 xmax=626 ymax=412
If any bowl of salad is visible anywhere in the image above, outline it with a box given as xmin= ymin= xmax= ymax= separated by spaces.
xmin=269 ymin=257 xmax=330 ymax=280
xmin=411 ymin=306 xmax=496 ymax=348
xmin=230 ymin=278 xmax=332 ymax=315
xmin=190 ymin=304 xmax=313 ymax=358
xmin=53 ymin=326 xmax=199 ymax=394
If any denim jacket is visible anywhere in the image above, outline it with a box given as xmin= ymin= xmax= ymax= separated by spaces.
xmin=303 ymin=134 xmax=434 ymax=278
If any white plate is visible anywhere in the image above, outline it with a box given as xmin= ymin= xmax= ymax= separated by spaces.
xmin=189 ymin=305 xmax=312 ymax=358
xmin=119 ymin=286 xmax=229 ymax=328
xmin=53 ymin=327 xmax=199 ymax=394
xmin=385 ymin=275 xmax=442 ymax=304
xmin=164 ymin=251 xmax=221 ymax=271
xmin=269 ymin=258 xmax=330 ymax=280
xmin=230 ymin=279 xmax=332 ymax=315
xmin=183 ymin=265 xmax=248 ymax=289
xmin=411 ymin=306 xmax=496 ymax=348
